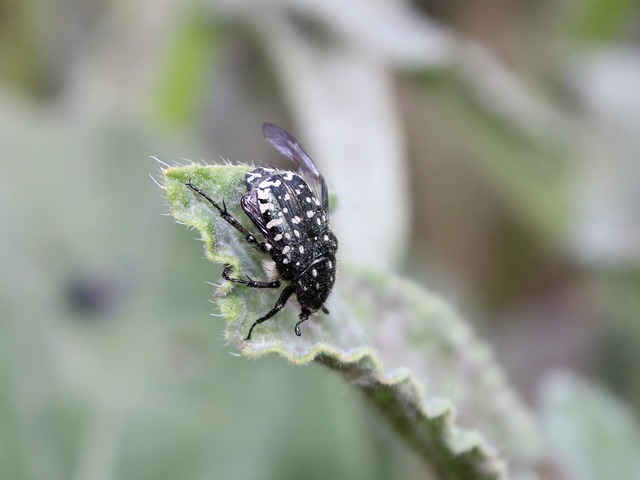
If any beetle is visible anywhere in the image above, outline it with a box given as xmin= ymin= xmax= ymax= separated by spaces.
xmin=186 ymin=123 xmax=338 ymax=339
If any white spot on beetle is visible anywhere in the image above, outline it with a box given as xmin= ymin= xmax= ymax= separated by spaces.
xmin=266 ymin=217 xmax=284 ymax=229
xmin=259 ymin=178 xmax=282 ymax=189
xmin=306 ymin=210 xmax=315 ymax=218
xmin=312 ymin=269 xmax=318 ymax=277
xmin=274 ymin=233 xmax=283 ymax=241
xmin=262 ymin=259 xmax=279 ymax=281
xmin=259 ymin=202 xmax=273 ymax=213
xmin=299 ymin=245 xmax=305 ymax=254
xmin=282 ymin=245 xmax=291 ymax=254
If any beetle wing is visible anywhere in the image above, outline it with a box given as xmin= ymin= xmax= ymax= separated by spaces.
xmin=239 ymin=189 xmax=265 ymax=233
xmin=241 ymin=172 xmax=326 ymax=255
xmin=262 ymin=123 xmax=329 ymax=212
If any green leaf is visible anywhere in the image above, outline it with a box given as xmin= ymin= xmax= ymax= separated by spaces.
xmin=573 ymin=0 xmax=638 ymax=42
xmin=540 ymin=372 xmax=640 ymax=480
xmin=163 ymin=164 xmax=545 ymax=479
xmin=152 ymin=7 xmax=223 ymax=126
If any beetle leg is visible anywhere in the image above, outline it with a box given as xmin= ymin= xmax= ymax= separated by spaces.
xmin=294 ymin=308 xmax=313 ymax=337
xmin=222 ymin=265 xmax=281 ymax=289
xmin=186 ymin=180 xmax=270 ymax=254
xmin=246 ymin=284 xmax=295 ymax=339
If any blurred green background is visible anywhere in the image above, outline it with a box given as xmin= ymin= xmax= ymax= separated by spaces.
xmin=1 ymin=0 xmax=640 ymax=479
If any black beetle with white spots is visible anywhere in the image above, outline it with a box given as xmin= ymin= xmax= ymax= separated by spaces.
xmin=186 ymin=123 xmax=338 ymax=340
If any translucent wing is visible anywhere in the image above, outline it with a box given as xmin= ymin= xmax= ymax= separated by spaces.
xmin=262 ymin=123 xmax=329 ymax=212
